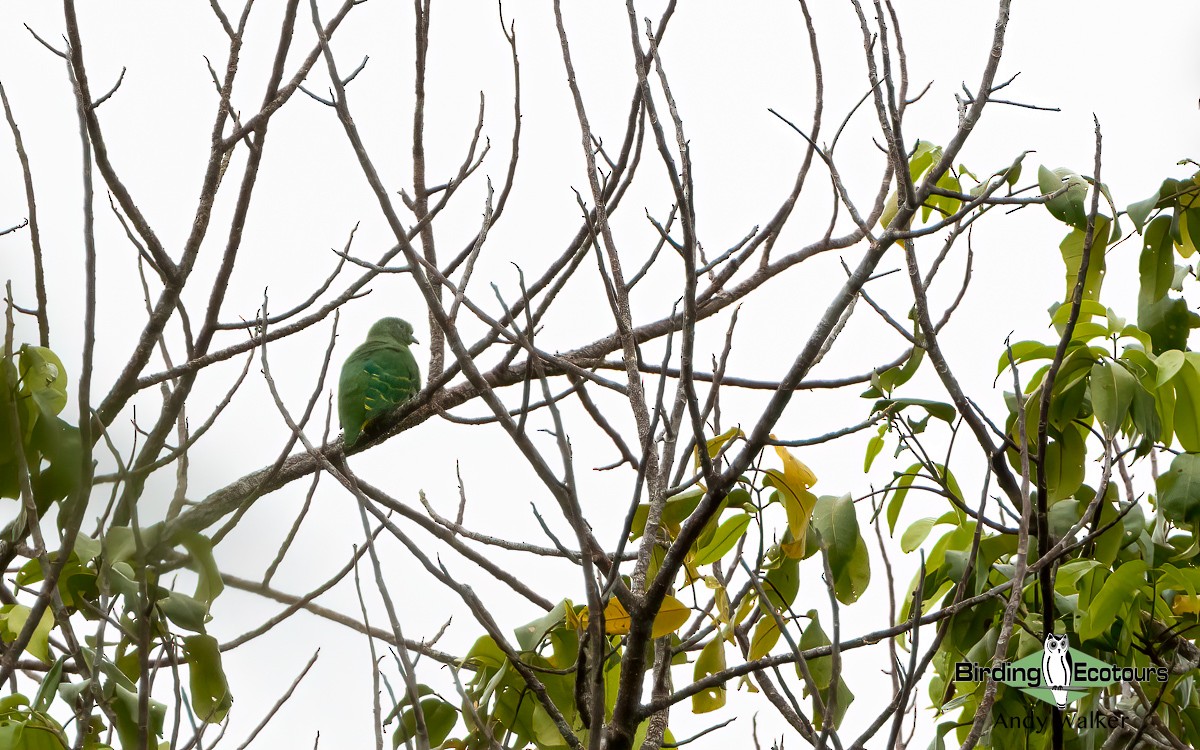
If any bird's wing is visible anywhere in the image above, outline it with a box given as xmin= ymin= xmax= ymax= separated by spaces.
xmin=338 ymin=347 xmax=373 ymax=447
xmin=361 ymin=346 xmax=421 ymax=418
xmin=339 ymin=342 xmax=421 ymax=448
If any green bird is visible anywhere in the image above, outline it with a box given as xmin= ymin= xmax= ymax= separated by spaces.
xmin=338 ymin=317 xmax=421 ymax=448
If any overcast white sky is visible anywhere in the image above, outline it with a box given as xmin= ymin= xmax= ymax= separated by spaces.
xmin=1 ymin=1 xmax=1198 ymax=748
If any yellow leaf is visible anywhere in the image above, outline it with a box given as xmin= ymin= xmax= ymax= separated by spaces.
xmin=578 ymin=598 xmax=627 ymax=634
xmin=773 ymin=444 xmax=818 ymax=489
xmin=696 ymin=427 xmax=744 ymax=470
xmin=749 ymin=615 xmax=784 ymax=660
xmin=602 ymin=598 xmax=632 ymax=635
xmin=580 ymin=595 xmax=690 ymax=638
xmin=783 ymin=488 xmax=818 ymax=558
xmin=733 ymin=594 xmax=757 ymax=627
xmin=563 ymin=599 xmax=582 ymax=630
xmin=781 ymin=538 xmax=807 ymax=559
xmin=702 ymin=576 xmax=731 ymax=633
xmin=692 ymin=638 xmax=727 ymax=713
xmin=1173 ymin=594 xmax=1200 ymax=616
xmin=715 ymin=587 xmax=731 ymax=632
xmin=762 ymin=444 xmax=820 ymax=558
xmin=0 ymin=605 xmax=53 ymax=663
xmin=652 ymin=594 xmax=690 ymax=638
xmin=646 ymin=545 xmax=665 ymax=584
xmin=1179 ymin=211 xmax=1198 ymax=258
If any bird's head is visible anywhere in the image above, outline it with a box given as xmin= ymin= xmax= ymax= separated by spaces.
xmin=368 ymin=317 xmax=419 ymax=345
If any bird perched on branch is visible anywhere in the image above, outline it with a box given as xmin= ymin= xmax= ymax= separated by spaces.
xmin=338 ymin=317 xmax=421 ymax=448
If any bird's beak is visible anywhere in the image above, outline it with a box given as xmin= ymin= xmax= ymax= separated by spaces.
xmin=412 ymin=337 xmax=420 ymax=344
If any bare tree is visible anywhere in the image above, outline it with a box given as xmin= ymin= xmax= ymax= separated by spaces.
xmin=2 ymin=2 xmax=1197 ymax=750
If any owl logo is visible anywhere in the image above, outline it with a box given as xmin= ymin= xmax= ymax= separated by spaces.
xmin=1041 ymin=633 xmax=1073 ymax=708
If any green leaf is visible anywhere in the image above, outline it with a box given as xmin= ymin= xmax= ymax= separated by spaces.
xmin=692 ymin=638 xmax=727 ymax=713
xmin=629 ymin=486 xmax=705 ymax=541
xmin=876 ymin=346 xmax=925 ymax=395
xmin=800 ymin=612 xmax=854 ymax=729
xmin=1077 ymin=560 xmax=1148 ymax=642
xmin=880 ymin=189 xmax=900 ymax=233
xmin=514 ymin=600 xmax=568 ymax=652
xmin=179 ymin=533 xmax=223 ymax=608
xmin=1055 ymin=560 xmax=1102 ymax=592
xmin=159 ymin=592 xmax=208 ymax=634
xmin=834 ymin=535 xmax=871 ymax=605
xmin=1039 ymin=165 xmax=1090 ymax=229
xmin=763 ymin=555 xmax=800 ymax=611
xmin=0 ymin=604 xmax=54 ymax=663
xmin=490 ymin=675 xmax=535 ymax=746
xmin=1089 ymin=359 xmax=1136 ymax=439
xmin=748 ymin=616 xmax=783 ymax=661
xmin=463 ymin=635 xmax=507 ymax=674
xmin=924 ymin=171 xmax=961 ymax=223
xmin=872 ymin=398 xmax=955 ymax=424
xmin=996 ymin=341 xmax=1057 ymax=377
xmin=1058 ymin=215 xmax=1110 ymax=304
xmin=1069 ymin=321 xmax=1109 ymax=342
xmin=1140 ymin=216 xmax=1176 ymax=311
xmin=28 ymin=413 xmax=82 ymax=517
xmin=811 ymin=495 xmax=871 ymax=604
xmin=1129 ymin=379 xmax=1161 ymax=447
xmin=13 ymin=716 xmax=69 ymax=750
xmin=1128 ymin=190 xmax=1160 ymax=233
xmin=1043 ymin=424 xmax=1086 ymax=502
xmin=55 ymin=678 xmax=92 ymax=710
xmin=394 ymin=691 xmax=458 ymax=749
xmin=0 ymin=693 xmax=30 ymax=713
xmin=1141 ymin=297 xmax=1200 ymax=356
xmin=1161 ymin=563 xmax=1200 ymax=600
xmin=863 ymin=425 xmax=886 ymax=473
xmin=1174 ymin=360 xmax=1200 ymax=451
xmin=800 ymin=612 xmax=833 ymax=689
xmin=108 ymin=682 xmax=165 ymax=750
xmin=103 ymin=563 xmax=145 ymax=614
xmin=1158 ymin=452 xmax=1200 ymax=525
xmin=818 ymin=678 xmax=854 ymax=732
xmin=103 ymin=529 xmax=138 ymax=566
xmin=33 ymin=658 xmax=64 ymax=713
xmin=885 ymin=463 xmax=923 ymax=534
xmin=909 ymin=141 xmax=942 ymax=182
xmin=1173 ymin=262 xmax=1192 ymax=291
xmin=812 ymin=495 xmax=856 ymax=562
xmin=1088 ymin=486 xmax=1126 ymax=568
xmin=693 ymin=513 xmax=752 ymax=566
xmin=182 ymin=635 xmax=232 ymax=723
xmin=880 ymin=142 xmax=943 ymax=232
xmin=1049 ymin=298 xmax=1108 ymax=327
xmin=1157 ymin=349 xmax=1186 ymax=387
xmin=900 ymin=518 xmax=939 ymax=554
xmin=1005 ymin=157 xmax=1023 ymax=187
xmin=1106 ymin=306 xmax=1127 ymax=334
xmin=0 ymin=360 xmax=23 ymax=501
xmin=17 ymin=345 xmax=68 ymax=419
